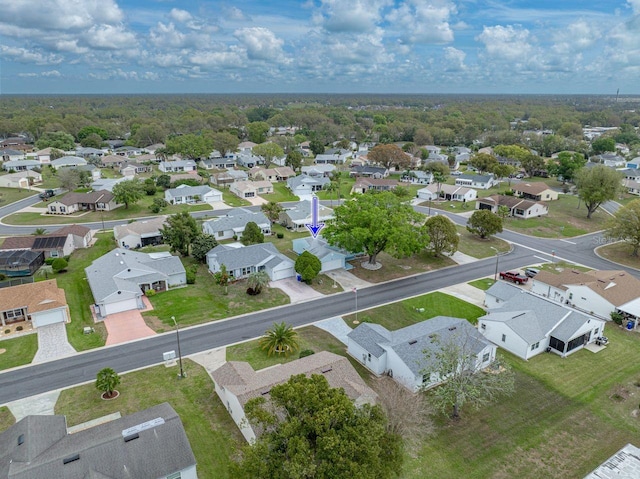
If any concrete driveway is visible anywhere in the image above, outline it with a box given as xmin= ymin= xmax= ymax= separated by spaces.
xmin=324 ymin=269 xmax=373 ymax=290
xmin=269 ymin=277 xmax=324 ymax=303
xmin=104 ymin=309 xmax=156 ymax=346
xmin=33 ymin=322 xmax=76 ymax=363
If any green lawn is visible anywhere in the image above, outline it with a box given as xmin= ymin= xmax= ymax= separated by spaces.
xmin=260 ymin=182 xmax=298 ymax=203
xmin=54 ymin=360 xmax=242 ymax=479
xmin=142 ymin=260 xmax=289 ymax=331
xmin=348 ymin=250 xmax=456 ymax=283
xmin=266 ymin=224 xmax=309 ymax=259
xmin=455 ymin=226 xmax=511 ymax=259
xmin=2 ymin=193 xmax=212 ymax=225
xmin=468 ymin=278 xmax=496 ymax=290
xmin=344 ymin=291 xmax=486 ymax=329
xmin=0 ymin=406 xmax=15 ymax=433
xmin=0 ymin=334 xmax=38 ymax=371
xmin=55 ymin=233 xmax=115 ymax=351
xmin=0 ymin=187 xmax=37 ymax=207
xmin=221 ymin=188 xmax=251 ymax=207
xmin=538 ymin=261 xmax=591 ymax=274
xmin=315 ymin=176 xmax=356 ymax=201
xmin=597 ymin=242 xmax=640 ymax=270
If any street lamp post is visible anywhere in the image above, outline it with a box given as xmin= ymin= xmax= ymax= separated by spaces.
xmin=353 ymin=287 xmax=358 ymax=323
xmin=97 ymin=193 xmax=106 ymax=232
xmin=171 ymin=316 xmax=185 ymax=379
xmin=490 ymin=247 xmax=500 ymax=281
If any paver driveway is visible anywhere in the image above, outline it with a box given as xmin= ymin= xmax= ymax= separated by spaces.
xmin=33 ymin=323 xmax=76 ymax=363
xmin=104 ymin=309 xmax=156 ymax=346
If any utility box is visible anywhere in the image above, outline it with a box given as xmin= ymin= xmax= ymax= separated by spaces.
xmin=163 ymin=350 xmax=176 ymax=361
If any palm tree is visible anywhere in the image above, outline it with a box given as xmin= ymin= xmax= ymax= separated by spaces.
xmin=32 ymin=228 xmax=47 ymax=236
xmin=323 ymin=181 xmax=339 ymax=207
xmin=95 ymin=367 xmax=120 ymax=399
xmin=261 ymin=201 xmax=283 ymax=224
xmin=329 ymin=171 xmax=344 ymax=201
xmin=259 ymin=322 xmax=299 ymax=356
xmin=247 ymin=270 xmax=270 ymax=294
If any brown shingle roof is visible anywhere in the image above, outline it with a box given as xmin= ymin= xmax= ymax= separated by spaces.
xmin=0 ymin=236 xmax=36 ymax=250
xmin=54 ymin=224 xmax=91 ymax=237
xmin=211 ymin=351 xmax=377 ymax=407
xmin=56 ymin=190 xmax=113 ymax=206
xmin=479 ymin=194 xmax=541 ymax=210
xmin=533 ymin=269 xmax=594 ymax=291
xmin=0 ymin=279 xmax=68 ymax=314
xmin=513 ymin=182 xmax=552 ymax=195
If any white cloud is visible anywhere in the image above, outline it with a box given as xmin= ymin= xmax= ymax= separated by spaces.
xmin=552 ymin=20 xmax=601 ymax=54
xmin=316 ymin=0 xmax=390 ymax=33
xmin=234 ymin=27 xmax=289 ymax=62
xmin=190 ymin=50 xmax=244 ymax=69
xmin=42 ymin=70 xmax=61 ymax=77
xmin=85 ymin=24 xmax=137 ymax=50
xmin=0 ymin=46 xmax=63 ymax=65
xmin=169 ymin=8 xmax=193 ymax=23
xmin=628 ymin=1 xmax=640 ymax=14
xmin=443 ymin=46 xmax=466 ymax=71
xmin=476 ymin=25 xmax=535 ymax=62
xmin=150 ymin=22 xmax=187 ymax=49
xmin=387 ymin=0 xmax=456 ymax=44
xmin=224 ymin=6 xmax=248 ymax=21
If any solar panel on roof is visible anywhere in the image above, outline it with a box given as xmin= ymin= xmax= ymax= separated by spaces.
xmin=33 ymin=236 xmax=66 ymax=250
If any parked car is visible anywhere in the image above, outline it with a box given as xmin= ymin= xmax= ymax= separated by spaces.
xmin=515 ymin=174 xmax=524 ymax=179
xmin=451 ymin=171 xmax=463 ymax=176
xmin=38 ymin=189 xmax=56 ymax=200
xmin=499 ymin=271 xmax=529 ymax=284
xmin=524 ymin=268 xmax=540 ymax=278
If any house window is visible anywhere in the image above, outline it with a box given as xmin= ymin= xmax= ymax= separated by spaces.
xmin=60 ymin=206 xmax=66 ymax=213
xmin=4 ymin=309 xmax=24 ymax=319
xmin=501 ymin=334 xmax=506 ymax=342
xmin=481 ymin=323 xmax=486 ymax=330
xmin=367 ymin=353 xmax=371 ymax=362
xmin=422 ymin=374 xmax=429 ymax=384
xmin=50 ymin=251 xmax=59 ymax=258
xmin=482 ymin=352 xmax=490 ymax=362
xmin=531 ymin=342 xmax=540 ymax=351
xmin=218 ymin=231 xmax=224 ymax=237
xmin=569 ymin=293 xmax=573 ymax=300
xmin=50 ymin=206 xmax=57 ymax=212
xmin=241 ymin=266 xmax=252 ymax=276
xmin=166 ymin=472 xmax=182 ymax=479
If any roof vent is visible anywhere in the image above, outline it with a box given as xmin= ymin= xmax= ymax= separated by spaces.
xmin=63 ymin=454 xmax=80 ymax=465
xmin=408 ymin=340 xmax=418 ymax=345
xmin=117 ymin=291 xmax=121 ymax=294
xmin=127 ymin=268 xmax=131 ymax=272
xmin=260 ymin=389 xmax=271 ymax=396
xmin=321 ymin=367 xmax=333 ymax=373
xmin=448 ymin=326 xmax=457 ymax=331
xmin=124 ymin=433 xmax=139 ymax=443
xmin=17 ymin=434 xmax=24 ymax=446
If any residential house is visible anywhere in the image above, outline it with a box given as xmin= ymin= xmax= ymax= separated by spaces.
xmin=236 ymin=153 xmax=263 ymax=168
xmin=169 ymin=172 xmax=204 ymax=184
xmin=315 ymin=152 xmax=350 ymax=164
xmin=584 ymin=444 xmax=640 ymax=479
xmin=455 ymin=174 xmax=497 ymax=190
xmin=417 ymin=183 xmax=477 ymax=202
xmin=350 ymin=165 xmax=389 ymax=178
xmin=301 ymin=164 xmax=336 ymax=177
xmin=0 ymin=137 xmax=28 ymax=150
xmin=202 ymin=157 xmax=236 ymax=169
xmin=291 ymin=236 xmax=352 ymax=272
xmin=202 ymin=208 xmax=271 ymax=241
xmin=52 ymin=224 xmax=92 ymax=249
xmin=114 ymin=145 xmax=144 ymax=157
xmin=0 ymin=250 xmax=44 ymax=277
xmin=50 ymin=156 xmax=87 ymax=170
xmin=47 ymin=190 xmax=118 ymax=215
xmin=164 ymin=184 xmax=222 ymax=205
xmin=238 ymin=141 xmax=258 ymax=152
xmin=531 ymin=269 xmax=640 ymax=322
xmin=0 ymin=402 xmax=197 ymax=479
xmin=119 ymin=161 xmax=152 ymax=176
xmin=114 ymin=216 xmax=167 ymax=249
xmin=230 ymin=180 xmax=273 ymax=199
xmin=249 ymin=166 xmax=296 ymax=182
xmin=623 ymin=178 xmax=640 ymax=195
xmin=279 ymin=200 xmax=334 ymax=231
xmin=211 ymin=351 xmax=377 ymax=443
xmin=90 ymin=177 xmax=128 ymax=192
xmin=100 ymin=154 xmax=126 ymax=168
xmin=286 ymin=175 xmax=329 ymax=197
xmin=0 ymin=170 xmax=42 ymax=188
xmin=33 ymin=148 xmax=54 ymax=164
xmin=0 ymin=149 xmax=24 ymax=162
xmin=476 ymin=195 xmax=549 ymax=218
xmin=512 ymin=182 xmax=559 ymax=201
xmin=350 ymin=178 xmax=399 ymax=195
xmin=0 ymin=279 xmax=69 ymax=328
xmin=479 ymin=282 xmax=605 ymax=359
xmin=58 ymin=164 xmax=101 ymax=181
xmin=86 ymin=248 xmax=186 ymax=317
xmin=104 ymin=139 xmax=125 ymax=149
xmin=0 ymin=234 xmax=74 ymax=259
xmin=211 ymin=170 xmax=249 ymax=187
xmin=594 ymin=153 xmax=626 ymax=168
xmin=400 ymin=170 xmax=433 ymax=184
xmin=2 ymin=160 xmax=41 ymax=172
xmin=75 ymin=146 xmax=106 ymax=158
xmin=620 ymin=168 xmax=640 ymax=181
xmin=347 ymin=317 xmax=496 ymax=392
xmin=206 ymin=243 xmax=294 ymax=281
xmin=158 ymin=159 xmax=197 ymax=173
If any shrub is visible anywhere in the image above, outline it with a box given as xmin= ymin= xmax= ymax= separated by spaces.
xmin=45 ymin=257 xmax=56 ymax=265
xmin=52 ymin=258 xmax=68 ymax=273
xmin=145 ymin=289 xmax=156 ymax=297
xmin=299 ymin=349 xmax=315 ymax=358
xmin=4 ymin=329 xmax=10 ymax=334
xmin=186 ymin=265 xmax=197 ymax=284
xmin=16 ymin=326 xmax=23 ymax=331
xmin=611 ymin=311 xmax=624 ymax=325
xmin=277 ymin=232 xmax=284 ymax=239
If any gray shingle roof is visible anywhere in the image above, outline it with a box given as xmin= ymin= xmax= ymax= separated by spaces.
xmin=206 ymin=242 xmax=291 ymax=272
xmin=0 ymin=403 xmax=196 ymax=479
xmin=165 ymin=184 xmax=215 ymax=199
xmin=287 ymin=175 xmax=329 ymax=190
xmin=202 ymin=208 xmax=269 ymax=234
xmin=85 ymin=248 xmax=184 ymax=303
xmin=283 ymin=200 xmax=334 ymax=223
xmin=113 ymin=217 xmax=167 ymax=240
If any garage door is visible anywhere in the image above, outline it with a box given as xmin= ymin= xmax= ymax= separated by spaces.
xmin=271 ymin=266 xmax=295 ymax=281
xmin=320 ymin=259 xmax=343 ymax=273
xmin=104 ymin=298 xmax=139 ymax=316
xmin=32 ymin=309 xmax=66 ymax=328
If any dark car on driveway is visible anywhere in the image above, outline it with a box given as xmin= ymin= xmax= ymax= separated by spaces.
xmin=499 ymin=271 xmax=528 ymax=284
xmin=524 ymin=268 xmax=540 ymax=278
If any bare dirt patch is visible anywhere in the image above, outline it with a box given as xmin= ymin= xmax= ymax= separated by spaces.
xmin=142 ymin=315 xmax=168 ymax=334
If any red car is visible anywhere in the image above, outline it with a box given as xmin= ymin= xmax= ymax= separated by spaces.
xmin=499 ymin=271 xmax=528 ymax=284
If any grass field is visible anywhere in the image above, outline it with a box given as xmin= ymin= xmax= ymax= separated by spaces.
xmin=54 ymin=360 xmax=242 ymax=479
xmin=54 ymin=233 xmax=115 ymax=351
xmin=143 ymin=260 xmax=290 ymax=331
xmin=261 ymin=182 xmax=298 ymax=203
xmin=347 ymin=250 xmax=455 ymax=283
xmin=0 ymin=333 xmax=38 ymax=371
xmin=455 ymin=226 xmax=511 ymax=259
xmin=0 ymin=406 xmax=15 ymax=433
xmin=221 ymin=188 xmax=251 ymax=207
xmin=468 ymin=278 xmax=496 ymax=290
xmin=597 ymin=242 xmax=640 ymax=270
xmin=344 ymin=291 xmax=486 ymax=329
xmin=0 ymin=187 xmax=37 ymax=207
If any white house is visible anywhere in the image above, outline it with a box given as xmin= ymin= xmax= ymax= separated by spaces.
xmin=0 ymin=170 xmax=42 ymax=188
xmin=113 ymin=216 xmax=167 ymax=249
xmin=202 ymin=208 xmax=271 ymax=241
xmin=291 ymin=236 xmax=353 ymax=272
xmin=301 ymin=164 xmax=336 ymax=177
xmin=158 ymin=159 xmax=197 ymax=173
xmin=347 ymin=317 xmax=496 ymax=392
xmin=85 ymin=249 xmax=186 ymax=318
xmin=164 ymin=184 xmax=222 ymax=204
xmin=417 ymin=183 xmax=477 ymax=202
xmin=211 ymin=351 xmax=377 ymax=443
xmin=50 ymin=156 xmax=87 ymax=169
xmin=2 ymin=160 xmax=41 ymax=172
xmin=286 ymin=175 xmax=330 ymax=197
xmin=0 ymin=148 xmax=24 ymax=162
xmin=279 ymin=200 xmax=334 ymax=231
xmin=455 ymin=174 xmax=497 ymax=190
xmin=53 ymin=224 xmax=92 ymax=249
xmin=531 ymin=269 xmax=640 ymax=322
xmin=0 ymin=280 xmax=70 ymax=328
xmin=206 ymin=243 xmax=294 ymax=281
xmin=229 ymin=180 xmax=273 ymax=198
xmin=476 ymin=195 xmax=549 ymax=218
xmin=480 ymin=282 xmax=605 ymax=359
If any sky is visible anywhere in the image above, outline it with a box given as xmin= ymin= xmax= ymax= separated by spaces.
xmin=1 ymin=0 xmax=639 ymax=95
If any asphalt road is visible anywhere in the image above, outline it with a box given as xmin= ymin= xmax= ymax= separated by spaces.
xmin=0 ymin=245 xmax=537 ymax=404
